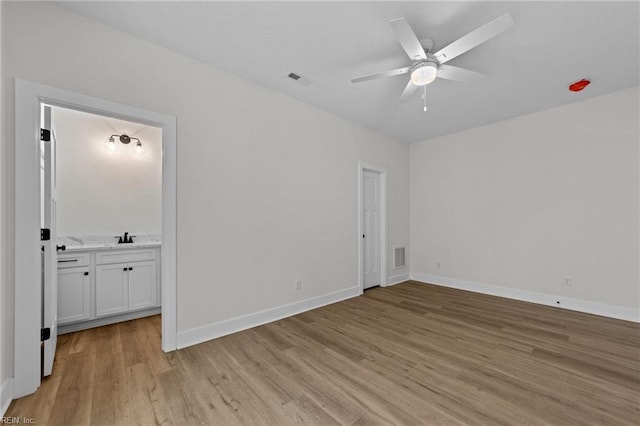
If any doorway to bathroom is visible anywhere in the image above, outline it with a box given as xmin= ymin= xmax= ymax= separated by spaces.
xmin=49 ymin=104 xmax=163 ymax=331
xmin=15 ymin=79 xmax=177 ymax=398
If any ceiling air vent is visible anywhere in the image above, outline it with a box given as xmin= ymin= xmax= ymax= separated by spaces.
xmin=287 ymin=72 xmax=312 ymax=86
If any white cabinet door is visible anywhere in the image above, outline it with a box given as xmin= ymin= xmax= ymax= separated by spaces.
xmin=96 ymin=263 xmax=129 ymax=317
xmin=57 ymin=267 xmax=90 ymax=324
xmin=128 ymin=261 xmax=157 ymax=311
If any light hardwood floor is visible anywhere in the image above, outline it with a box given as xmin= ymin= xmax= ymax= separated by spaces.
xmin=7 ymin=281 xmax=640 ymax=425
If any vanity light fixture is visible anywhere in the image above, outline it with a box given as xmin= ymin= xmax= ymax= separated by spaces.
xmin=107 ymin=134 xmax=143 ymax=153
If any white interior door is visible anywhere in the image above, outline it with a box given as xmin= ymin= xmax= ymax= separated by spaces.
xmin=41 ymin=105 xmax=58 ymax=376
xmin=363 ymin=170 xmax=381 ymax=289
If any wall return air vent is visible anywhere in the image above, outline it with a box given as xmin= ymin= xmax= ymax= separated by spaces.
xmin=393 ymin=247 xmax=406 ymax=269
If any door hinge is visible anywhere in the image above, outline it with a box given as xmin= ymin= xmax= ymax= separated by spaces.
xmin=41 ymin=327 xmax=51 ymax=341
xmin=40 ymin=128 xmax=51 ymax=142
xmin=41 ymin=228 xmax=51 ymax=241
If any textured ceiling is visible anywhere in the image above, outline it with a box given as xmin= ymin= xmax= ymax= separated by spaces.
xmin=57 ymin=1 xmax=640 ymax=143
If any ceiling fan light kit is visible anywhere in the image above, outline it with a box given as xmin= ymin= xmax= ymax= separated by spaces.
xmin=410 ymin=62 xmax=438 ymax=86
xmin=352 ymin=13 xmax=515 ymax=111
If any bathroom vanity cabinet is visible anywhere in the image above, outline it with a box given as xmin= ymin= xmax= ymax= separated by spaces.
xmin=57 ymin=266 xmax=91 ymax=324
xmin=57 ymin=245 xmax=161 ymax=333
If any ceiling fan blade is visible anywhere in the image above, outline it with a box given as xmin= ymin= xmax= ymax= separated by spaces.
xmin=398 ymin=79 xmax=418 ymax=103
xmin=389 ymin=18 xmax=427 ymax=61
xmin=351 ymin=66 xmax=410 ymax=83
xmin=437 ymin=65 xmax=485 ymax=82
xmin=434 ymin=13 xmax=514 ymax=65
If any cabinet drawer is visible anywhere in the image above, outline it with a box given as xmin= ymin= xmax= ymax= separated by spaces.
xmin=57 ymin=252 xmax=90 ymax=269
xmin=96 ymin=249 xmax=156 ymax=265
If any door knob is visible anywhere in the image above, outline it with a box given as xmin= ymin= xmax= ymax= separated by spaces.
xmin=56 ymin=245 xmax=66 ymax=252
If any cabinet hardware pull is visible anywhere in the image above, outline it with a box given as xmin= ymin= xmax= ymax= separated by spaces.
xmin=58 ymin=259 xmax=78 ymax=263
xmin=129 ymin=267 xmax=133 ymax=271
xmin=84 ymin=272 xmax=89 ymax=276
xmin=123 ymin=267 xmax=128 ymax=271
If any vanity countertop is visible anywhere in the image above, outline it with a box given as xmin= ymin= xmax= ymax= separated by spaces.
xmin=59 ymin=235 xmax=161 ymax=253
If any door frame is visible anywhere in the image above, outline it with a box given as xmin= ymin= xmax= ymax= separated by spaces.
xmin=14 ymin=79 xmax=178 ymax=397
xmin=357 ymin=162 xmax=387 ymax=292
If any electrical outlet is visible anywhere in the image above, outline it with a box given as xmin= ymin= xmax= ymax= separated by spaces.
xmin=563 ymin=276 xmax=573 ymax=287
xmin=296 ymin=280 xmax=302 ymax=290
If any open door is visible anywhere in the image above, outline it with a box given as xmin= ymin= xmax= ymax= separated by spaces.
xmin=41 ymin=105 xmax=59 ymax=376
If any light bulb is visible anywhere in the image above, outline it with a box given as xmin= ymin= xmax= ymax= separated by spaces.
xmin=106 ymin=136 xmax=116 ymax=151
xmin=136 ymin=141 xmax=143 ymax=154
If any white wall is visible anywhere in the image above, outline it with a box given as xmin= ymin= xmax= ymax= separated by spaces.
xmin=410 ymin=87 xmax=639 ymax=316
xmin=1 ymin=0 xmax=409 ymax=368
xmin=52 ymin=107 xmax=162 ymax=237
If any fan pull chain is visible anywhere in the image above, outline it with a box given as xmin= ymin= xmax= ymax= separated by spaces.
xmin=422 ymin=85 xmax=427 ymax=112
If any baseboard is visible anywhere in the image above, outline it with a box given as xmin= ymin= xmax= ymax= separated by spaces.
xmin=411 ymin=273 xmax=640 ymax=323
xmin=177 ymin=286 xmax=362 ymax=349
xmin=58 ymin=307 xmax=161 ymax=334
xmin=1 ymin=378 xmax=13 ymax=417
xmin=386 ymin=273 xmax=410 ymax=286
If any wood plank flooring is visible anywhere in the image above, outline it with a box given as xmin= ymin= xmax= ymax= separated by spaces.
xmin=7 ymin=281 xmax=640 ymax=425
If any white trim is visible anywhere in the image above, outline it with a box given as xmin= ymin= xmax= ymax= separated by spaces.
xmin=14 ymin=79 xmax=178 ymax=398
xmin=14 ymin=80 xmax=41 ymax=398
xmin=0 ymin=379 xmax=13 ymax=417
xmin=386 ymin=273 xmax=410 ymax=286
xmin=357 ymin=162 xmax=387 ymax=291
xmin=160 ymin=106 xmax=178 ymax=353
xmin=411 ymin=273 xmax=640 ymax=323
xmin=177 ymin=286 xmax=361 ymax=349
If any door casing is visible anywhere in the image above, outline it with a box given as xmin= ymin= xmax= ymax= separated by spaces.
xmin=357 ymin=162 xmax=387 ymax=293
xmin=14 ymin=79 xmax=178 ymax=397
xmin=362 ymin=170 xmax=381 ymax=289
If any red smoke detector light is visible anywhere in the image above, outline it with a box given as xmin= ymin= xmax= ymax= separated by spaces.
xmin=569 ymin=79 xmax=590 ymax=92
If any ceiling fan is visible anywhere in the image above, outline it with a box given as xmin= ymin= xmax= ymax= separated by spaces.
xmin=351 ymin=13 xmax=515 ymax=110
